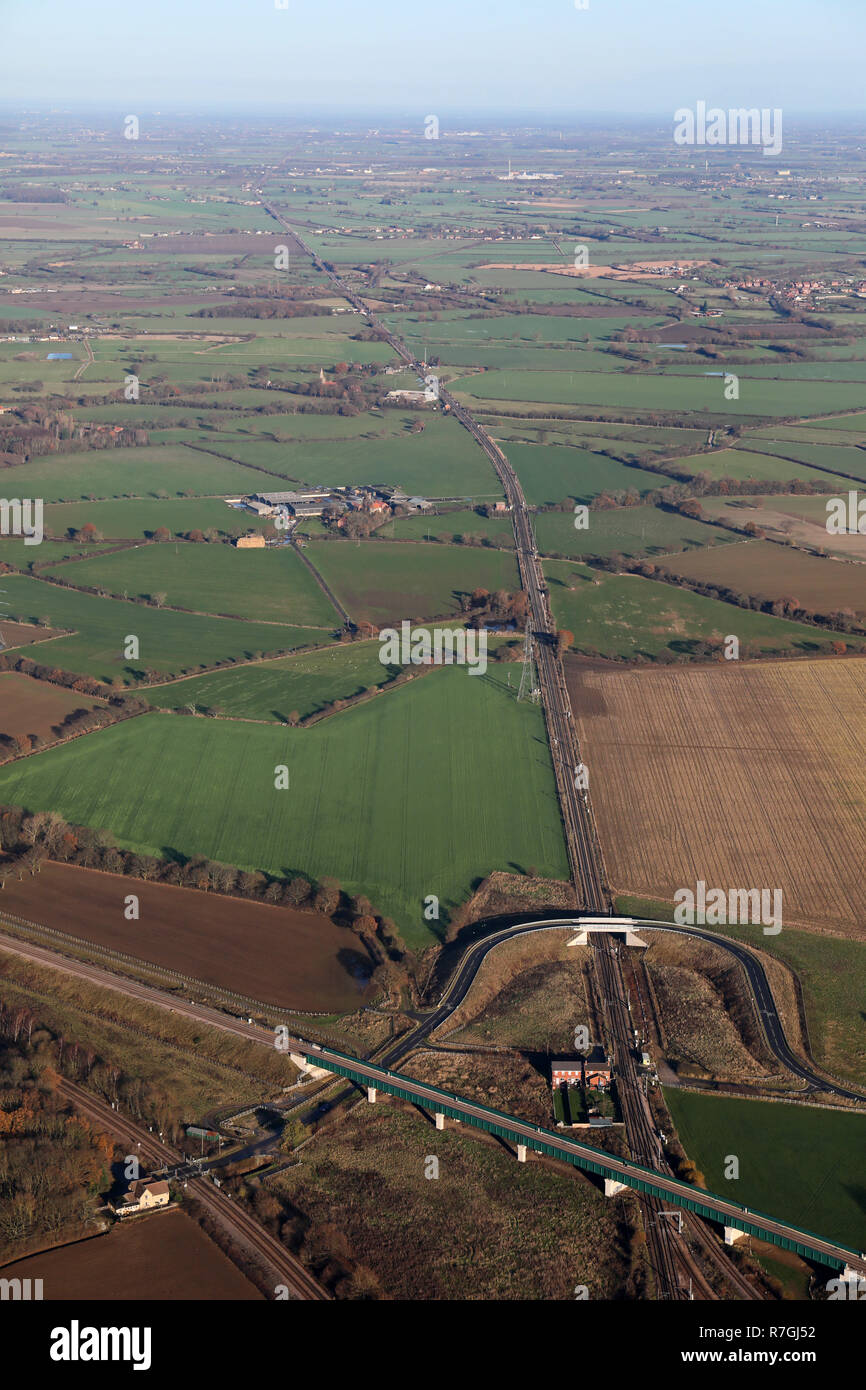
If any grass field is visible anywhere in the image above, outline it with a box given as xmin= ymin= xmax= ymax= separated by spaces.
xmin=43 ymin=541 xmax=340 ymax=627
xmin=225 ymin=413 xmax=501 ymax=497
xmin=451 ymin=369 xmax=866 ymax=418
xmin=377 ymin=508 xmax=515 ymax=545
xmin=546 ymin=562 xmax=840 ymax=660
xmin=1 ymin=573 xmax=331 ymax=683
xmin=0 ymin=667 xmax=569 ymax=938
xmin=571 ymin=657 xmax=866 ymax=937
xmin=500 ymin=441 xmax=662 ymax=506
xmin=3 ymin=444 xmax=272 ymax=502
xmin=307 ymin=540 xmax=520 ymax=625
xmin=146 ymin=640 xmax=400 ymax=720
xmin=673 ymin=448 xmax=836 ymax=486
xmin=535 ymin=505 xmax=734 ymax=560
xmin=42 ymin=498 xmax=270 ymax=541
xmin=664 ymin=1089 xmax=866 ymax=1251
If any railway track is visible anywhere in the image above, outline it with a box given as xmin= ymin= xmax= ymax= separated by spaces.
xmin=260 ymin=203 xmax=744 ymax=1298
xmin=55 ymin=1078 xmax=329 ymax=1302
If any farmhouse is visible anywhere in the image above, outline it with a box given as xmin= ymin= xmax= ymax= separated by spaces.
xmin=550 ymin=1059 xmax=583 ymax=1085
xmin=110 ymin=1178 xmax=170 ymax=1217
xmin=551 ymin=1047 xmax=612 ymax=1090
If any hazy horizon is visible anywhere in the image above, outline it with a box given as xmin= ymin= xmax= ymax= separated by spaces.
xmin=6 ymin=0 xmax=864 ymax=114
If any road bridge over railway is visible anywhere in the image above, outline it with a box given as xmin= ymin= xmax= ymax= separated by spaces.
xmin=302 ymin=1043 xmax=865 ymax=1277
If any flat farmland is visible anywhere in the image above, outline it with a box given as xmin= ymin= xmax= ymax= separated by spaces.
xmin=658 ymin=540 xmax=866 ymax=621
xmin=546 ymin=562 xmax=840 ymax=659
xmin=535 ymin=505 xmax=734 ymax=560
xmin=701 ymin=495 xmax=866 ymax=562
xmin=43 ymin=498 xmax=270 ymax=541
xmin=673 ymin=448 xmax=835 ymax=486
xmin=450 ymin=369 xmax=866 ymax=418
xmin=4 ymin=444 xmax=272 ymax=502
xmin=735 ymin=440 xmax=866 ymax=484
xmin=43 ymin=541 xmax=340 ymax=627
xmin=226 ymin=414 xmax=500 ymax=497
xmin=307 ymin=540 xmax=520 ymax=625
xmin=0 ymin=1210 xmax=262 ymax=1301
xmin=665 ymin=1091 xmax=866 ymax=1251
xmin=377 ymin=508 xmax=515 ymax=545
xmin=569 ymin=657 xmax=866 ymax=935
xmin=0 ymin=672 xmax=105 ymax=743
xmin=1 ymin=573 xmax=331 ymax=684
xmin=501 ymin=441 xmax=661 ymax=506
xmin=147 ymin=639 xmax=399 ymax=721
xmin=0 ymin=860 xmax=370 ymax=1011
xmin=0 ymin=619 xmax=64 ymax=649
xmin=0 ymin=668 xmax=569 ymax=940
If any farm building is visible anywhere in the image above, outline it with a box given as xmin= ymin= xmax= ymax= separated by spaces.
xmin=235 ymin=533 xmax=266 ymax=549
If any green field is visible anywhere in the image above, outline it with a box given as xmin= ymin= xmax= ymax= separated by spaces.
xmin=3 ymin=444 xmax=272 ymax=502
xmin=548 ymin=562 xmax=844 ymax=660
xmin=665 ymin=1089 xmax=866 ymax=1251
xmin=0 ymin=668 xmax=569 ymax=938
xmin=534 ymin=505 xmax=734 ymax=561
xmin=307 ymin=540 xmax=520 ymax=625
xmin=452 ymin=369 xmax=866 ymax=418
xmin=672 ymin=448 xmax=836 ymax=486
xmin=501 ymin=442 xmax=662 ymax=507
xmin=378 ymin=508 xmax=515 ymax=546
xmin=147 ymin=639 xmax=401 ymax=720
xmin=0 ymin=573 xmax=331 ymax=683
xmin=43 ymin=541 xmax=339 ymax=627
xmin=225 ymin=414 xmax=502 ymax=497
xmin=42 ymin=498 xmax=269 ymax=541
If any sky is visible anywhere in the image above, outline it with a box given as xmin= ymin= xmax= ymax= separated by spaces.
xmin=4 ymin=0 xmax=864 ymax=116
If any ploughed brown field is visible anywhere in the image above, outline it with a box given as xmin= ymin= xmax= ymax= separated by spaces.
xmin=568 ymin=655 xmax=866 ymax=937
xmin=657 ymin=539 xmax=866 ymax=620
xmin=0 ymin=619 xmax=64 ymax=648
xmin=0 ymin=671 xmax=105 ymax=743
xmin=0 ymin=1208 xmax=262 ymax=1300
xmin=0 ymin=861 xmax=372 ymax=1011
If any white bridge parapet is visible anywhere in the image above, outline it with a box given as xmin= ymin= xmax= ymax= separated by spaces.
xmin=568 ymin=917 xmax=648 ymax=948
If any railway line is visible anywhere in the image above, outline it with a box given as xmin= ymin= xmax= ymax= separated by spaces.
xmin=260 ymin=203 xmax=759 ymax=1299
xmin=54 ymin=1077 xmax=330 ymax=1302
xmin=0 ymin=207 xmax=845 ymax=1304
